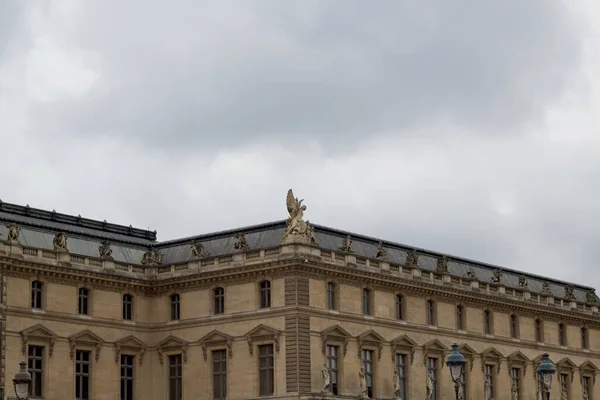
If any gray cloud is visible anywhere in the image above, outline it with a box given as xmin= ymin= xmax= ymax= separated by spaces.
xmin=25 ymin=0 xmax=584 ymax=151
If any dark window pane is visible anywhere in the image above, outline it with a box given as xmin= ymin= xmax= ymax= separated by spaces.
xmin=28 ymin=345 xmax=44 ymax=397
xmin=258 ymin=344 xmax=274 ymax=396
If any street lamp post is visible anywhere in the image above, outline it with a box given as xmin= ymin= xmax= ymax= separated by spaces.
xmin=536 ymin=353 xmax=556 ymax=400
xmin=12 ymin=360 xmax=32 ymax=400
xmin=446 ymin=343 xmax=466 ymax=400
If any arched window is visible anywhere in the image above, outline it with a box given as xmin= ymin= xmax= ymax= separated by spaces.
xmin=78 ymin=287 xmax=89 ymax=315
xmin=213 ymin=287 xmax=225 ymax=315
xmin=170 ymin=293 xmax=180 ymax=320
xmin=259 ymin=281 xmax=271 ymax=309
xmin=122 ymin=294 xmax=133 ymax=320
xmin=31 ymin=280 xmax=43 ymax=309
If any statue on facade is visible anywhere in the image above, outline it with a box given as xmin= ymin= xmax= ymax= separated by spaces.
xmin=406 ymin=249 xmax=418 ymax=266
xmin=466 ymin=268 xmax=476 ymax=279
xmin=586 ymin=290 xmax=597 ymax=304
xmin=283 ymin=189 xmax=316 ymax=244
xmin=190 ymin=240 xmax=206 ymax=259
xmin=511 ymin=381 xmax=519 ymax=400
xmin=141 ymin=246 xmax=162 ymax=266
xmin=564 ymin=284 xmax=576 ymax=301
xmin=375 ymin=241 xmax=387 ymax=260
xmin=321 ymin=364 xmax=331 ymax=396
xmin=541 ymin=281 xmax=552 ymax=295
xmin=518 ymin=275 xmax=528 ymax=289
xmin=393 ymin=369 xmax=401 ymax=400
xmin=458 ymin=383 xmax=464 ymax=400
xmin=583 ymin=386 xmax=589 ymax=400
xmin=484 ymin=377 xmax=492 ymax=400
xmin=425 ymin=373 xmax=434 ymax=400
xmin=490 ymin=269 xmax=502 ymax=283
xmin=561 ymin=381 xmax=568 ymax=400
xmin=234 ymin=232 xmax=249 ymax=251
xmin=6 ymin=223 xmax=20 ymax=242
xmin=358 ymin=367 xmax=368 ymax=400
xmin=98 ymin=240 xmax=113 ymax=259
xmin=53 ymin=232 xmax=68 ymax=252
xmin=436 ymin=256 xmax=449 ymax=273
xmin=339 ymin=235 xmax=353 ymax=253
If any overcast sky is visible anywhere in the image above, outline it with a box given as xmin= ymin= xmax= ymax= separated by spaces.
xmin=1 ymin=1 xmax=599 ymax=288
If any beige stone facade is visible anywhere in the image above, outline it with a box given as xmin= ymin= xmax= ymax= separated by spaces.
xmin=0 ymin=197 xmax=599 ymax=400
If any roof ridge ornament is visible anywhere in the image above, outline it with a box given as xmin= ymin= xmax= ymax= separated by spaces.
xmin=281 ymin=189 xmax=317 ymax=245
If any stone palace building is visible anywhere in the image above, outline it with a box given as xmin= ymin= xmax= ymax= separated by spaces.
xmin=0 ymin=190 xmax=599 ymax=400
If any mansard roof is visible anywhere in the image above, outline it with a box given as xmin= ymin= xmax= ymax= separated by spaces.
xmin=0 ymin=198 xmax=596 ymax=303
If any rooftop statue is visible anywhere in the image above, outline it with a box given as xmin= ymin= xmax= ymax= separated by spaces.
xmin=282 ymin=189 xmax=316 ymax=244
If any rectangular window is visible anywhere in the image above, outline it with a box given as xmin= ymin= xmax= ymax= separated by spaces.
xmin=28 ymin=345 xmax=44 ymax=398
xmin=170 ymin=294 xmax=180 ymax=321
xmin=120 ymin=354 xmax=135 ymax=400
xmin=560 ymin=373 xmax=569 ymax=400
xmin=396 ymin=295 xmax=404 ymax=320
xmin=362 ymin=289 xmax=371 ymax=315
xmin=31 ymin=281 xmax=43 ymax=309
xmin=123 ymin=294 xmax=133 ymax=321
xmin=362 ymin=350 xmax=374 ymax=399
xmin=327 ymin=345 xmax=339 ymax=395
xmin=258 ymin=344 xmax=274 ymax=396
xmin=212 ymin=350 xmax=227 ymax=400
xmin=78 ymin=288 xmax=89 ymax=315
xmin=260 ymin=281 xmax=271 ymax=309
xmin=511 ymin=368 xmax=520 ymax=400
xmin=510 ymin=315 xmax=518 ymax=338
xmin=427 ymin=358 xmax=438 ymax=400
xmin=582 ymin=327 xmax=589 ymax=350
xmin=559 ymin=324 xmax=566 ymax=346
xmin=484 ymin=310 xmax=492 ymax=334
xmin=395 ymin=354 xmax=407 ymax=400
xmin=583 ymin=376 xmax=591 ymax=400
xmin=535 ymin=319 xmax=542 ymax=342
xmin=75 ymin=350 xmax=90 ymax=400
xmin=327 ymin=283 xmax=336 ymax=310
xmin=456 ymin=306 xmax=464 ymax=330
xmin=169 ymin=354 xmax=183 ymax=400
xmin=214 ymin=288 xmax=225 ymax=315
xmin=427 ymin=300 xmax=435 ymax=325
xmin=484 ymin=364 xmax=495 ymax=400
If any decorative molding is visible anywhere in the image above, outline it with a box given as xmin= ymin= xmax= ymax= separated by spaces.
xmin=580 ymin=361 xmax=599 ymax=385
xmin=356 ymin=329 xmax=385 ymax=361
xmin=156 ymin=335 xmax=189 ymax=365
xmin=390 ymin=335 xmax=417 ymax=365
xmin=68 ymin=330 xmax=104 ymax=362
xmin=20 ymin=324 xmax=57 ymax=357
xmin=114 ymin=335 xmax=147 ymax=365
xmin=506 ymin=350 xmax=530 ymax=377
xmin=458 ymin=343 xmax=477 ymax=372
xmin=244 ymin=324 xmax=281 ymax=356
xmin=480 ymin=347 xmax=504 ymax=374
xmin=198 ymin=330 xmax=233 ymax=361
xmin=321 ymin=325 xmax=351 ymax=356
xmin=422 ymin=339 xmax=449 ymax=366
xmin=556 ymin=358 xmax=577 ymax=383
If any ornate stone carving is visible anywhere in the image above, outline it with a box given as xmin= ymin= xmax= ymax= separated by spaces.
xmin=53 ymin=232 xmax=68 ymax=252
xmin=68 ymin=330 xmax=104 ymax=362
xmin=190 ymin=241 xmax=206 ymax=259
xmin=466 ymin=268 xmax=476 ymax=279
xmin=21 ymin=324 xmax=57 ymax=358
xmin=244 ymin=325 xmax=281 ymax=356
xmin=564 ymin=284 xmax=576 ymax=301
xmin=393 ymin=369 xmax=401 ymax=400
xmin=405 ymin=249 xmax=418 ymax=266
xmin=358 ymin=367 xmax=368 ymax=400
xmin=490 ymin=269 xmax=502 ymax=283
xmin=198 ymin=330 xmax=233 ymax=361
xmin=321 ymin=325 xmax=350 ymax=356
xmin=339 ymin=235 xmax=353 ymax=253
xmin=141 ymin=247 xmax=162 ymax=266
xmin=113 ymin=335 xmax=147 ymax=365
xmin=436 ymin=256 xmax=449 ymax=273
xmin=426 ymin=373 xmax=434 ymax=400
xmin=356 ymin=330 xmax=385 ymax=361
xmin=390 ymin=335 xmax=417 ymax=365
xmin=98 ymin=240 xmax=113 ymax=259
xmin=321 ymin=364 xmax=332 ymax=396
xmin=234 ymin=232 xmax=249 ymax=251
xmin=518 ymin=275 xmax=528 ymax=289
xmin=541 ymin=281 xmax=552 ymax=295
xmin=375 ymin=241 xmax=387 ymax=260
xmin=282 ymin=189 xmax=316 ymax=245
xmin=156 ymin=335 xmax=189 ymax=366
xmin=6 ymin=223 xmax=20 ymax=242
xmin=586 ymin=290 xmax=597 ymax=304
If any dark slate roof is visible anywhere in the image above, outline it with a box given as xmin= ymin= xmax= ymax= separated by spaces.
xmin=0 ymin=200 xmax=596 ymax=303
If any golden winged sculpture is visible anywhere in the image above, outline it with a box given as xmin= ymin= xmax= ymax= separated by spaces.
xmin=283 ymin=189 xmax=316 ymax=244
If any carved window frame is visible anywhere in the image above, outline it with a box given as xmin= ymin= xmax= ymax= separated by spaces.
xmin=357 ymin=329 xmax=385 ymax=361
xmin=534 ymin=317 xmax=544 ymax=343
xmin=580 ymin=361 xmax=599 ymax=387
xmin=30 ymin=278 xmax=46 ymax=310
xmin=211 ymin=286 xmax=225 ymax=315
xmin=169 ymin=292 xmax=181 ymax=321
xmin=21 ymin=324 xmax=57 ymax=358
xmin=556 ymin=358 xmax=577 ymax=384
xmin=390 ymin=335 xmax=416 ymax=365
xmin=480 ymin=347 xmax=503 ymax=375
xmin=395 ymin=293 xmax=406 ymax=321
xmin=321 ymin=325 xmax=351 ymax=357
xmin=458 ymin=344 xmax=477 ymax=372
xmin=558 ymin=321 xmax=568 ymax=347
xmin=325 ymin=280 xmax=339 ymax=311
xmin=509 ymin=313 xmax=520 ymax=339
xmin=156 ymin=335 xmax=190 ymax=366
xmin=113 ymin=335 xmax=147 ymax=366
xmin=483 ymin=308 xmax=494 ymax=335
xmin=455 ymin=304 xmax=466 ymax=331
xmin=422 ymin=339 xmax=448 ymax=367
xmin=244 ymin=324 xmax=281 ymax=356
xmin=199 ymin=330 xmax=233 ymax=362
xmin=426 ymin=298 xmax=437 ymax=326
xmin=68 ymin=330 xmax=105 ymax=362
xmin=76 ymin=284 xmax=93 ymax=316
xmin=257 ymin=279 xmax=272 ymax=309
xmin=506 ymin=351 xmax=529 ymax=379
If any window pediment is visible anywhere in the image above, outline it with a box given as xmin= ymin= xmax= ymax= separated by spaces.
xmin=199 ymin=330 xmax=233 ymax=361
xmin=68 ymin=330 xmax=105 ymax=362
xmin=357 ymin=329 xmax=385 ymax=361
xmin=507 ymin=350 xmax=530 ymax=376
xmin=580 ymin=361 xmax=599 ymax=384
xmin=458 ymin=343 xmax=477 ymax=371
xmin=390 ymin=335 xmax=417 ymax=364
xmin=244 ymin=324 xmax=281 ymax=355
xmin=556 ymin=358 xmax=577 ymax=382
xmin=321 ymin=325 xmax=351 ymax=356
xmin=156 ymin=335 xmax=189 ymax=365
xmin=21 ymin=324 xmax=57 ymax=357
xmin=422 ymin=339 xmax=449 ymax=366
xmin=481 ymin=347 xmax=504 ymax=374
xmin=114 ymin=335 xmax=147 ymax=365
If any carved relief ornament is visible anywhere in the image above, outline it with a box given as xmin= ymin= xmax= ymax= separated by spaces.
xmin=480 ymin=347 xmax=503 ymax=374
xmin=506 ymin=350 xmax=530 ymax=377
xmin=556 ymin=358 xmax=577 ymax=383
xmin=114 ymin=335 xmax=147 ymax=365
xmin=141 ymin=247 xmax=162 ymax=266
xmin=586 ymin=290 xmax=597 ymax=304
xmin=21 ymin=324 xmax=57 ymax=357
xmin=375 ymin=242 xmax=387 ymax=260
xmin=234 ymin=232 xmax=249 ymax=251
xmin=357 ymin=330 xmax=385 ymax=361
xmin=405 ymin=249 xmax=419 ymax=266
xmin=339 ymin=235 xmax=353 ymax=253
xmin=68 ymin=330 xmax=105 ymax=362
xmin=98 ymin=240 xmax=113 ymax=259
xmin=321 ymin=325 xmax=351 ymax=356
xmin=436 ymin=256 xmax=449 ymax=273
xmin=458 ymin=343 xmax=477 ymax=372
xmin=156 ymin=335 xmax=189 ymax=365
xmin=564 ymin=284 xmax=576 ymax=301
xmin=198 ymin=330 xmax=233 ymax=361
xmin=6 ymin=223 xmax=21 ymax=242
xmin=244 ymin=324 xmax=281 ymax=356
xmin=190 ymin=240 xmax=207 ymax=259
xmin=390 ymin=335 xmax=417 ymax=365
xmin=53 ymin=232 xmax=68 ymax=252
xmin=422 ymin=339 xmax=449 ymax=366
